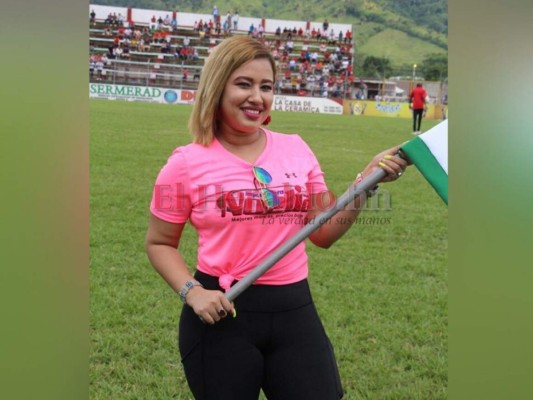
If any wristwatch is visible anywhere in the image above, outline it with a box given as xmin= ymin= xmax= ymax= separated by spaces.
xmin=179 ymin=279 xmax=203 ymax=303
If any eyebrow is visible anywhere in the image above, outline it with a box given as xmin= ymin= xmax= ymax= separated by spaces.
xmin=233 ymin=76 xmax=274 ymax=84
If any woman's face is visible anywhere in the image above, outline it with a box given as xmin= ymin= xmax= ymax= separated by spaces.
xmin=218 ymin=58 xmax=274 ymax=138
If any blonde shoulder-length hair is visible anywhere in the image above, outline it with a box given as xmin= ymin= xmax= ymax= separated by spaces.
xmin=188 ymin=36 xmax=277 ymax=146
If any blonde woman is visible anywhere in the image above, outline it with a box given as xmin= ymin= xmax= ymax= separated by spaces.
xmin=146 ymin=36 xmax=407 ymax=399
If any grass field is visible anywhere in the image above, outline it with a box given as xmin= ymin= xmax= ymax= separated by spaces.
xmin=90 ymin=99 xmax=447 ymax=399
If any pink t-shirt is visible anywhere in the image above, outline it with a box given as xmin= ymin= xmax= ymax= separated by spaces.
xmin=150 ymin=129 xmax=328 ymax=285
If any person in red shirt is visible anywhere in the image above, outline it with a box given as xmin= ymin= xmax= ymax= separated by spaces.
xmin=409 ymin=83 xmax=427 ymax=134
xmin=345 ymin=30 xmax=352 ymax=44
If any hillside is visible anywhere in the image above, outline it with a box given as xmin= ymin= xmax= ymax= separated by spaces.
xmin=357 ymin=28 xmax=446 ymax=66
xmin=373 ymin=0 xmax=447 ymax=34
xmin=90 ymin=0 xmax=447 ymax=73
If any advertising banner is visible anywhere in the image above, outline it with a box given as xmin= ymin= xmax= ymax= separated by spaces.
xmin=89 ymin=84 xmax=345 ymax=115
xmin=272 ymin=95 xmax=343 ymax=115
xmin=89 ymin=84 xmax=448 ymax=120
xmin=344 ymin=100 xmax=444 ymax=120
xmin=89 ymin=83 xmax=196 ymax=105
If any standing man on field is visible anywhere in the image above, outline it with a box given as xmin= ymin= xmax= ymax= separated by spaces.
xmin=410 ymin=82 xmax=427 ymax=134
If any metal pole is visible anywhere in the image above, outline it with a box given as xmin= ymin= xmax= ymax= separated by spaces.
xmin=411 ymin=63 xmax=417 ymax=93
xmin=225 ymin=167 xmax=387 ymax=301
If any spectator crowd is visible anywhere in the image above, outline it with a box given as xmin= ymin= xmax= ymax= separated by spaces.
xmin=89 ymin=7 xmax=356 ymax=98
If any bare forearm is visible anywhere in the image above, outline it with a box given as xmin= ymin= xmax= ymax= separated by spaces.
xmin=307 ymin=194 xmax=366 ymax=248
xmin=307 ymin=146 xmax=409 ymax=248
xmin=146 ymin=244 xmax=194 ymax=294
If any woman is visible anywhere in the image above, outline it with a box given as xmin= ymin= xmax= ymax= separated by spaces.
xmin=146 ymin=36 xmax=407 ymax=399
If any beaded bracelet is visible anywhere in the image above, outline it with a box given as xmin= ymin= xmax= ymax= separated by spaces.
xmin=179 ymin=279 xmax=203 ymax=303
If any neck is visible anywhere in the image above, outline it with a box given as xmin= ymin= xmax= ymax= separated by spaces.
xmin=217 ymin=129 xmax=267 ymax=164
xmin=218 ymin=129 xmax=264 ymax=148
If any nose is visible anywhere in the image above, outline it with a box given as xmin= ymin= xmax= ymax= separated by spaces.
xmin=248 ymin=85 xmax=263 ymax=104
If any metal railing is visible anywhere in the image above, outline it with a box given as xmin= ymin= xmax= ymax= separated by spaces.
xmin=90 ymin=58 xmax=200 ymax=90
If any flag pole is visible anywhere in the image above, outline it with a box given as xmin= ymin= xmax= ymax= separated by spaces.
xmin=225 ymin=167 xmax=387 ymax=302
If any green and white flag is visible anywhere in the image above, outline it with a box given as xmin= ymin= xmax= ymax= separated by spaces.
xmin=401 ymin=120 xmax=448 ymax=204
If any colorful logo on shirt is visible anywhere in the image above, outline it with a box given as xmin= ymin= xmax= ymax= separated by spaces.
xmin=215 ymin=184 xmax=310 ymax=218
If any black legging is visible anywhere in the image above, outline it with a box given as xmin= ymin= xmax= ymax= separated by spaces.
xmin=178 ymin=271 xmax=344 ymax=399
xmin=413 ymin=108 xmax=424 ymax=132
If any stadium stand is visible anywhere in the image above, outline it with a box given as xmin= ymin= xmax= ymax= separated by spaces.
xmin=89 ymin=5 xmax=358 ymax=99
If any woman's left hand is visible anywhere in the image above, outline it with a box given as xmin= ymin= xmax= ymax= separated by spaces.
xmin=363 ymin=145 xmax=410 ymax=183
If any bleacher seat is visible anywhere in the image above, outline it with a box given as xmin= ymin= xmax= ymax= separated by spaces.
xmin=89 ymin=17 xmax=354 ymax=98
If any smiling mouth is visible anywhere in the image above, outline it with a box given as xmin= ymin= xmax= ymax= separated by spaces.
xmin=242 ymin=108 xmax=262 ymax=119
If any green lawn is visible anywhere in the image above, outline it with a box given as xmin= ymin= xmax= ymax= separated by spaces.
xmin=90 ymin=99 xmax=447 ymax=399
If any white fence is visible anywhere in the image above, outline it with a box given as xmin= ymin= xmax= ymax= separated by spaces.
xmin=89 ymin=4 xmax=352 ymax=36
